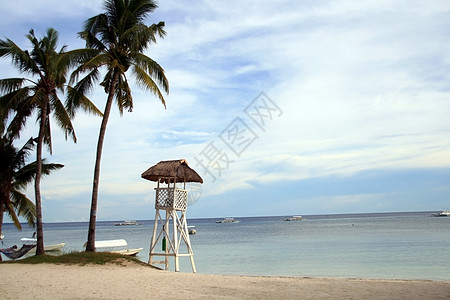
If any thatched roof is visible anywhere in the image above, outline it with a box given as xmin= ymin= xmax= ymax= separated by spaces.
xmin=141 ymin=159 xmax=203 ymax=183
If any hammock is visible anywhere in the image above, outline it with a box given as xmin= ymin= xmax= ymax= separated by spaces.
xmin=0 ymin=244 xmax=36 ymax=260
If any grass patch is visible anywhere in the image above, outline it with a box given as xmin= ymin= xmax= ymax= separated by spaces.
xmin=1 ymin=251 xmax=150 ymax=267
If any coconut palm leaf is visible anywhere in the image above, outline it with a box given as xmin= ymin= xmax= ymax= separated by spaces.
xmin=10 ymin=190 xmax=36 ymax=228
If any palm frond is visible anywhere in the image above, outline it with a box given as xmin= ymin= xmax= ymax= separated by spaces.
xmin=44 ymin=28 xmax=60 ymax=52
xmin=26 ymin=30 xmax=47 ymax=78
xmin=127 ymin=0 xmax=158 ymax=23
xmin=69 ymin=53 xmax=110 ymax=85
xmin=115 ymin=75 xmax=133 ymax=114
xmin=14 ymin=159 xmax=63 ymax=192
xmin=149 ymin=21 xmax=167 ymax=40
xmin=81 ymin=13 xmax=110 ymax=49
xmin=0 ymin=85 xmax=32 ymax=110
xmin=69 ymin=64 xmax=101 ymax=90
xmin=121 ymin=23 xmax=161 ymax=52
xmin=133 ymin=53 xmax=169 ymax=93
xmin=0 ymin=78 xmax=27 ymax=94
xmin=13 ymin=137 xmax=35 ymax=168
xmin=10 ymin=190 xmax=36 ymax=228
xmin=44 ymin=114 xmax=53 ymax=155
xmin=0 ymin=85 xmax=32 ymax=137
xmin=0 ymin=37 xmax=40 ymax=76
xmin=50 ymin=93 xmax=77 ymax=143
xmin=100 ymin=69 xmax=115 ymax=93
xmin=132 ymin=64 xmax=166 ymax=108
xmin=4 ymin=200 xmax=22 ymax=230
xmin=40 ymin=160 xmax=64 ymax=175
xmin=59 ymin=48 xmax=100 ymax=75
xmin=2 ymin=89 xmax=36 ymax=140
xmin=13 ymin=163 xmax=36 ymax=191
xmin=66 ymin=86 xmax=103 ymax=118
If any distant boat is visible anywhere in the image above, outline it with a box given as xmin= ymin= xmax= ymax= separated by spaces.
xmin=216 ymin=217 xmax=240 ymax=223
xmin=114 ymin=221 xmax=140 ymax=226
xmin=188 ymin=225 xmax=196 ymax=235
xmin=84 ymin=239 xmax=143 ymax=256
xmin=432 ymin=210 xmax=450 ymax=217
xmin=284 ymin=216 xmax=303 ymax=221
xmin=0 ymin=232 xmax=3 ymax=240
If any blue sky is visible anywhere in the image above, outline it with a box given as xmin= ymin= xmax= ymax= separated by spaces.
xmin=1 ymin=0 xmax=449 ymax=222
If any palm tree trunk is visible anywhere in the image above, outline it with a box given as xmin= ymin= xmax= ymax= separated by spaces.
xmin=35 ymin=102 xmax=47 ymax=255
xmin=86 ymin=71 xmax=119 ymax=252
xmin=0 ymin=201 xmax=4 ymax=261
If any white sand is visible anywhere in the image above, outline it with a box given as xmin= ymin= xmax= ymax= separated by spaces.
xmin=1 ymin=261 xmax=449 ymax=299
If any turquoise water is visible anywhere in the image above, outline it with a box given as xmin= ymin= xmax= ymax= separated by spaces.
xmin=1 ymin=212 xmax=449 ymax=280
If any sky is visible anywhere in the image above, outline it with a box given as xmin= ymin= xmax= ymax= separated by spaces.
xmin=1 ymin=0 xmax=450 ymax=222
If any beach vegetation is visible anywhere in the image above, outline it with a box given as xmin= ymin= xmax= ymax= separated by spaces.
xmin=70 ymin=0 xmax=169 ymax=252
xmin=0 ymin=29 xmax=101 ymax=255
xmin=1 ymin=251 xmax=150 ymax=267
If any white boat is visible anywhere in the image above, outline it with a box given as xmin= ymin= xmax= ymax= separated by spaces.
xmin=114 ymin=221 xmax=140 ymax=226
xmin=433 ymin=210 xmax=450 ymax=217
xmin=43 ymin=243 xmax=66 ymax=252
xmin=84 ymin=239 xmax=143 ymax=256
xmin=112 ymin=248 xmax=142 ymax=256
xmin=284 ymin=216 xmax=302 ymax=221
xmin=216 ymin=217 xmax=240 ymax=223
xmin=0 ymin=233 xmax=3 ymax=240
xmin=188 ymin=225 xmax=196 ymax=234
xmin=21 ymin=238 xmax=65 ymax=253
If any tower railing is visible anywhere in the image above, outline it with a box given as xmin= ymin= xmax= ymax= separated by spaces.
xmin=154 ymin=188 xmax=188 ymax=211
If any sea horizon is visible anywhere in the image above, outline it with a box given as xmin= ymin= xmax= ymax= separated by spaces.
xmin=3 ymin=209 xmax=442 ymax=225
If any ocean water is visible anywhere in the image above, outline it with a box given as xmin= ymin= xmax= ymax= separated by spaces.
xmin=1 ymin=211 xmax=449 ymax=280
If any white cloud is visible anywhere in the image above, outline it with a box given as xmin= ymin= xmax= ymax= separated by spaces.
xmin=2 ymin=0 xmax=450 ymax=221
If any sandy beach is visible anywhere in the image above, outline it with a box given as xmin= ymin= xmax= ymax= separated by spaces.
xmin=1 ymin=261 xmax=449 ymax=299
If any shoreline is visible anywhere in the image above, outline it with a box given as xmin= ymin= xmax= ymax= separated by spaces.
xmin=1 ymin=262 xmax=449 ymax=299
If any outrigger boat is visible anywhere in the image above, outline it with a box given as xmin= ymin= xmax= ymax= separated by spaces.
xmin=84 ymin=239 xmax=143 ymax=256
xmin=284 ymin=216 xmax=303 ymax=221
xmin=114 ymin=220 xmax=140 ymax=226
xmin=188 ymin=225 xmax=196 ymax=234
xmin=215 ymin=217 xmax=240 ymax=223
xmin=433 ymin=210 xmax=450 ymax=217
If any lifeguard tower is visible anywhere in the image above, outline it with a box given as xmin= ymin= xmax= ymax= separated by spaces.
xmin=141 ymin=159 xmax=203 ymax=272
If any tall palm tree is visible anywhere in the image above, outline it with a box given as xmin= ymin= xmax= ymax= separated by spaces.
xmin=0 ymin=136 xmax=63 ymax=261
xmin=0 ymin=28 xmax=101 ymax=255
xmin=71 ymin=0 xmax=169 ymax=251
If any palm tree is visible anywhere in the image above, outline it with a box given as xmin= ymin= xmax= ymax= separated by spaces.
xmin=0 ymin=137 xmax=36 ymax=232
xmin=71 ymin=0 xmax=169 ymax=251
xmin=0 ymin=136 xmax=63 ymax=261
xmin=0 ymin=28 xmax=101 ymax=255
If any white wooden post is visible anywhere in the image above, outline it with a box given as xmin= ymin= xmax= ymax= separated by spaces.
xmin=164 ymin=210 xmax=169 ymax=270
xmin=172 ymin=210 xmax=180 ymax=272
xmin=148 ymin=209 xmax=159 ymax=264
